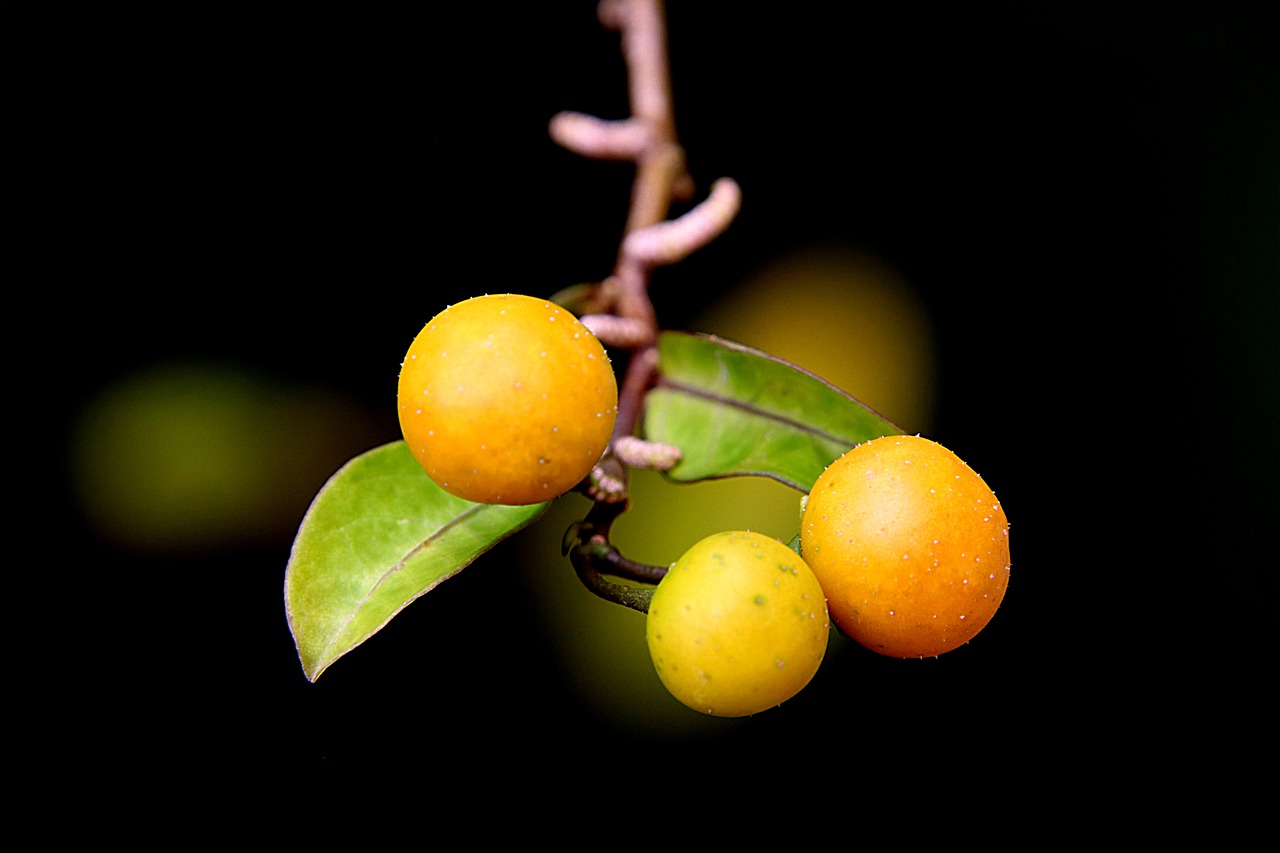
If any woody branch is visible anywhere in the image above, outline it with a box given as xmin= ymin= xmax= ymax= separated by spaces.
xmin=551 ymin=0 xmax=741 ymax=608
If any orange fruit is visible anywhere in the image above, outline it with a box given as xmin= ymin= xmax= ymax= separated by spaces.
xmin=397 ymin=294 xmax=617 ymax=505
xmin=800 ymin=435 xmax=1010 ymax=657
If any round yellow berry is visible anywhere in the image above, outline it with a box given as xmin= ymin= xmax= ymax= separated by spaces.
xmin=646 ymin=530 xmax=830 ymax=717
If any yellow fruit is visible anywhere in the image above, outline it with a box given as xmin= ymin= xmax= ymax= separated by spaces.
xmin=397 ymin=294 xmax=618 ymax=505
xmin=801 ymin=435 xmax=1010 ymax=657
xmin=646 ymin=530 xmax=830 ymax=717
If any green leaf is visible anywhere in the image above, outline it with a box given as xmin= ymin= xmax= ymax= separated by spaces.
xmin=643 ymin=331 xmax=903 ymax=491
xmin=284 ymin=440 xmax=547 ymax=681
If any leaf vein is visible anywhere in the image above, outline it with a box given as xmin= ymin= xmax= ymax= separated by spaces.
xmin=321 ymin=504 xmax=488 ymax=659
xmin=656 ymin=376 xmax=856 ymax=447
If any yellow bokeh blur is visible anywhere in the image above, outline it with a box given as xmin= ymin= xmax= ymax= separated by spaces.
xmin=701 ymin=243 xmax=936 ymax=434
xmin=521 ymin=243 xmax=937 ymax=734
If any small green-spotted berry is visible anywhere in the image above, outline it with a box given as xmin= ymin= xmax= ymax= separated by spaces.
xmin=646 ymin=530 xmax=830 ymax=717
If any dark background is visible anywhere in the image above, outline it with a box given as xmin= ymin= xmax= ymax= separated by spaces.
xmin=3 ymin=2 xmax=1276 ymax=851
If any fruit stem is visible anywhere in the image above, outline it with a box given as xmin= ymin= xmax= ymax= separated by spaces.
xmin=571 ymin=555 xmax=656 ymax=615
xmin=564 ymin=502 xmax=664 ymax=612
xmin=613 ymin=344 xmax=659 ymax=447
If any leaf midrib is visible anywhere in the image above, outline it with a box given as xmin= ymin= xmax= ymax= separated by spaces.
xmin=655 ymin=376 xmax=858 ymax=448
xmin=317 ymin=504 xmax=487 ymax=666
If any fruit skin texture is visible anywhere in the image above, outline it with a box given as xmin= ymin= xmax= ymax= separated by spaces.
xmin=397 ymin=294 xmax=618 ymax=505
xmin=646 ymin=530 xmax=830 ymax=717
xmin=801 ymin=435 xmax=1010 ymax=658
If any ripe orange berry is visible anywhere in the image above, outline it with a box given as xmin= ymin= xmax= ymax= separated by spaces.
xmin=800 ymin=435 xmax=1010 ymax=657
xmin=397 ymin=294 xmax=618 ymax=505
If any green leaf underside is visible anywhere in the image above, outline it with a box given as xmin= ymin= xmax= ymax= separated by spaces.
xmin=284 ymin=441 xmax=547 ymax=681
xmin=644 ymin=332 xmax=904 ymax=491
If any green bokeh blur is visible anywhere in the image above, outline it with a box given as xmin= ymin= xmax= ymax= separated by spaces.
xmin=69 ymin=362 xmax=384 ymax=554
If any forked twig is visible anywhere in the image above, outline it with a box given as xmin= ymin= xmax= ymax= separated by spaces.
xmin=553 ymin=0 xmax=740 ymax=609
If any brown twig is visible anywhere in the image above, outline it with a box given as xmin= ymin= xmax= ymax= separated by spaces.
xmin=552 ymin=0 xmax=740 ymax=610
